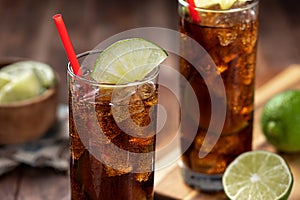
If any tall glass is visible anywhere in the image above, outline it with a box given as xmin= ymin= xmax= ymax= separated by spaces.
xmin=68 ymin=51 xmax=158 ymax=199
xmin=178 ymin=0 xmax=259 ymax=191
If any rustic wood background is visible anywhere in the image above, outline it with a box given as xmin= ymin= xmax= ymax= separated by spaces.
xmin=0 ymin=0 xmax=299 ymax=104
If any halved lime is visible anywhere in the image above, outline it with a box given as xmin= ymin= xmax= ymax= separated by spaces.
xmin=91 ymin=38 xmax=168 ymax=84
xmin=1 ymin=61 xmax=56 ymax=88
xmin=194 ymin=0 xmax=250 ymax=10
xmin=222 ymin=151 xmax=293 ymax=200
xmin=0 ymin=70 xmax=41 ymax=103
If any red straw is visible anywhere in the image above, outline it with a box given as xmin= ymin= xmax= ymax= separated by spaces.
xmin=187 ymin=0 xmax=201 ymax=23
xmin=52 ymin=14 xmax=82 ymax=76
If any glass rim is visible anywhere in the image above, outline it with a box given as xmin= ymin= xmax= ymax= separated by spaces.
xmin=67 ymin=50 xmax=159 ymax=88
xmin=178 ymin=0 xmax=259 ymax=13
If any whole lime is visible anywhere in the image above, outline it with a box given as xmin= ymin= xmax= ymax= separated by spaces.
xmin=261 ymin=90 xmax=300 ymax=153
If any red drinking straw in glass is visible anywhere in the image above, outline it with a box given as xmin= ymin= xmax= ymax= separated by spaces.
xmin=187 ymin=0 xmax=201 ymax=23
xmin=52 ymin=14 xmax=82 ymax=76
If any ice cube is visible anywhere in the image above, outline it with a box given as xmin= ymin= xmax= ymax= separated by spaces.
xmin=110 ymin=86 xmax=137 ymax=123
xmin=134 ymin=172 xmax=152 ymax=182
xmin=104 ymin=164 xmax=132 ymax=177
xmin=112 ymin=86 xmax=137 ymax=104
xmin=217 ymin=30 xmax=237 ymax=46
xmin=137 ymin=82 xmax=156 ymax=100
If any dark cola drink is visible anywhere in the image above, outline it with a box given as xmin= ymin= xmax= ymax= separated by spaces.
xmin=68 ymin=61 xmax=158 ymax=199
xmin=178 ymin=0 xmax=259 ymax=191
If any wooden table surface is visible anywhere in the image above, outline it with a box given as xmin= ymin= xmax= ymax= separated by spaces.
xmin=0 ymin=0 xmax=300 ymax=199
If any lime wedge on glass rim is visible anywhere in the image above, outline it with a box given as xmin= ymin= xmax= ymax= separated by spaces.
xmin=91 ymin=38 xmax=168 ymax=84
xmin=222 ymin=151 xmax=293 ymax=200
xmin=194 ymin=0 xmax=251 ymax=10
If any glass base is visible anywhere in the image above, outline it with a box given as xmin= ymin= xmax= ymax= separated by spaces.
xmin=179 ymin=160 xmax=223 ymax=192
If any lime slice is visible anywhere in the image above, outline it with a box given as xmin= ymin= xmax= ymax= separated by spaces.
xmin=1 ymin=61 xmax=56 ymax=88
xmin=194 ymin=0 xmax=220 ymax=8
xmin=223 ymin=151 xmax=293 ymax=200
xmin=0 ymin=70 xmax=41 ymax=103
xmin=0 ymin=72 xmax=12 ymax=89
xmin=194 ymin=0 xmax=250 ymax=10
xmin=91 ymin=38 xmax=168 ymax=84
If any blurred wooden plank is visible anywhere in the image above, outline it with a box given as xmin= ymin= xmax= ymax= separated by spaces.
xmin=255 ymin=65 xmax=300 ymax=109
xmin=0 ymin=169 xmax=19 ymax=200
xmin=259 ymin=0 xmax=300 ymax=69
xmin=17 ymin=166 xmax=69 ymax=200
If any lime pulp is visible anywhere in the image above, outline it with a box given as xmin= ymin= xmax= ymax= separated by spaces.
xmin=222 ymin=150 xmax=293 ymax=200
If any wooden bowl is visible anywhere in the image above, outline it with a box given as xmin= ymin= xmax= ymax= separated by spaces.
xmin=0 ymin=58 xmax=58 ymax=145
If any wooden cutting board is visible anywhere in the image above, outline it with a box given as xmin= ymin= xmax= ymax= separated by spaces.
xmin=154 ymin=65 xmax=300 ymax=200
